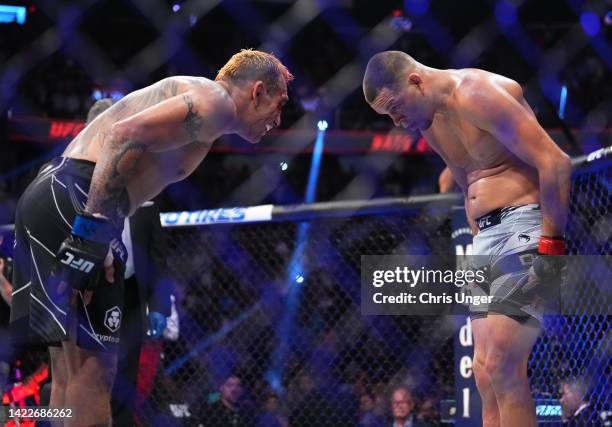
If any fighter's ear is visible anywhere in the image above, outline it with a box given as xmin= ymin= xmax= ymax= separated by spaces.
xmin=251 ymin=81 xmax=265 ymax=107
xmin=408 ymin=73 xmax=423 ymax=86
xmin=407 ymin=73 xmax=425 ymax=94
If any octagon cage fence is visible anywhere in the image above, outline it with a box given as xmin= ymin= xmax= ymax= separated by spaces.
xmin=144 ymin=147 xmax=610 ymax=426
xmin=0 ymin=148 xmax=609 ymax=426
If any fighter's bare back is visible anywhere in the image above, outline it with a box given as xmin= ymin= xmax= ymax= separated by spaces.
xmin=420 ymin=69 xmax=540 ymax=221
xmin=63 ymin=76 xmax=233 ymax=215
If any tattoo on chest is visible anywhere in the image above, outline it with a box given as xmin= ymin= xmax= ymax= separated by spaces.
xmin=182 ymin=94 xmax=204 ymax=141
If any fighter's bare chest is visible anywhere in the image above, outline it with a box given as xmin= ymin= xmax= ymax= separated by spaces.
xmin=142 ymin=140 xmax=213 ymax=184
xmin=424 ymin=117 xmax=504 ymax=169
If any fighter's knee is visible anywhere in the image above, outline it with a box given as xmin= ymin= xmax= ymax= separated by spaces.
xmin=472 ymin=355 xmax=489 ymax=386
xmin=484 ymin=353 xmax=525 ymax=389
xmin=73 ymin=369 xmax=116 ymax=396
xmin=75 ymin=351 xmax=118 ymax=392
xmin=483 ymin=355 xmax=505 ymax=382
xmin=52 ymin=370 xmax=68 ymax=390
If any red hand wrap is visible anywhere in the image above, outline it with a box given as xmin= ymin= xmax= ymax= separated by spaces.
xmin=538 ymin=236 xmax=566 ymax=255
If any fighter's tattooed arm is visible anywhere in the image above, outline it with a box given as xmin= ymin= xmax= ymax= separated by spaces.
xmin=182 ymin=94 xmax=204 ymax=141
xmin=85 ymin=139 xmax=146 ymax=219
xmin=84 ymin=90 xmax=209 ymax=219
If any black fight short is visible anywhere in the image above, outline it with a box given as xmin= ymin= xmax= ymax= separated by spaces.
xmin=10 ymin=157 xmax=126 ymax=353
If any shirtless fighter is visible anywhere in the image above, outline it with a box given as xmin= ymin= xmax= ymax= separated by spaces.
xmin=362 ymin=51 xmax=571 ymax=427
xmin=10 ymin=49 xmax=291 ymax=426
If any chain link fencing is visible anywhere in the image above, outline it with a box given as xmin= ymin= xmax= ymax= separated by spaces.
xmin=141 ymin=149 xmax=610 ymax=426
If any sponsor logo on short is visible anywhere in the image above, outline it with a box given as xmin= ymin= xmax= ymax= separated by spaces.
xmin=110 ymin=238 xmax=127 ymax=264
xmin=95 ymin=334 xmax=120 ymax=344
xmin=518 ymin=234 xmax=531 ymax=243
xmin=60 ymin=251 xmax=94 ymax=273
xmin=104 ymin=306 xmax=122 ymax=332
xmin=477 ymin=217 xmax=491 ymax=229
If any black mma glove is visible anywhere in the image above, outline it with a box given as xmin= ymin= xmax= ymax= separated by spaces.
xmin=55 ymin=213 xmax=117 ymax=292
xmin=520 ymin=236 xmax=566 ymax=302
xmin=531 ymin=236 xmax=566 ymax=279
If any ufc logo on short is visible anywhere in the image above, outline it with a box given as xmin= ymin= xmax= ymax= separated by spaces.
xmin=60 ymin=251 xmax=95 ymax=273
xmin=478 ymin=217 xmax=491 ymax=228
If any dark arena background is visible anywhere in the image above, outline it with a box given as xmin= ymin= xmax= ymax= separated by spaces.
xmin=0 ymin=1 xmax=610 ymax=426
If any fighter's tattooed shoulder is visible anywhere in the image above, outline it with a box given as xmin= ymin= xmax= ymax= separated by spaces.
xmin=182 ymin=94 xmax=204 ymax=140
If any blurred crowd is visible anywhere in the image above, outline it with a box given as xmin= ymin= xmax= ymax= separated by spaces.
xmin=7 ymin=46 xmax=610 ymax=133
xmin=2 ymin=1 xmax=610 ymax=134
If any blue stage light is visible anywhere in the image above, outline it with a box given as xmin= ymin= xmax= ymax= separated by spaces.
xmin=265 ymin=116 xmax=327 ymax=392
xmin=558 ymin=84 xmax=567 ymax=120
xmin=0 ymin=5 xmax=26 ymax=25
xmin=580 ymin=11 xmax=601 ymax=37
xmin=110 ymin=91 xmax=125 ymax=101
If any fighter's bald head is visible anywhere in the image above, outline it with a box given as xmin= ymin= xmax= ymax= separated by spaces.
xmin=363 ymin=51 xmax=419 ymax=105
